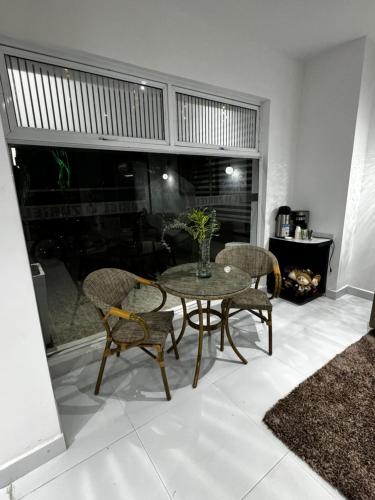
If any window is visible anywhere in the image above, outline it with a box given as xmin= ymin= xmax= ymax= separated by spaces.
xmin=175 ymin=90 xmax=258 ymax=150
xmin=2 ymin=44 xmax=263 ymax=350
xmin=4 ymin=54 xmax=166 ymax=141
xmin=12 ymin=145 xmax=259 ymax=348
xmin=0 ymin=47 xmax=261 ymax=153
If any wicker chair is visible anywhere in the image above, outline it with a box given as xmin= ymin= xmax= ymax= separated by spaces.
xmin=83 ymin=268 xmax=179 ymax=400
xmin=215 ymin=244 xmax=281 ymax=355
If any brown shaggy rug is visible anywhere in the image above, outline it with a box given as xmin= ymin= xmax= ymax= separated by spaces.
xmin=264 ymin=331 xmax=375 ymax=500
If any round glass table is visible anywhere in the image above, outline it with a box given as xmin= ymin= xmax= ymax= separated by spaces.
xmin=159 ymin=262 xmax=251 ymax=387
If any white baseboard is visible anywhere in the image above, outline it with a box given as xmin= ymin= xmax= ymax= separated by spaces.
xmin=326 ymin=286 xmax=348 ymax=300
xmin=346 ymin=286 xmax=374 ymax=301
xmin=0 ymin=433 xmax=66 ymax=488
xmin=326 ymin=285 xmax=374 ymax=301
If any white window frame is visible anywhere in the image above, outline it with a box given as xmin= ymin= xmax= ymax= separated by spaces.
xmin=170 ymin=86 xmax=260 ymax=155
xmin=0 ymin=45 xmax=170 ymax=148
xmin=0 ymin=35 xmax=266 ymax=247
xmin=0 ymin=40 xmax=263 ymax=159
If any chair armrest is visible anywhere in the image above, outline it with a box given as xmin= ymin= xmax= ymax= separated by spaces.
xmin=103 ymin=307 xmax=150 ymax=343
xmin=134 ymin=276 xmax=167 ymax=312
xmin=253 ymin=255 xmax=281 ymax=299
xmin=136 ymin=276 xmax=154 ymax=287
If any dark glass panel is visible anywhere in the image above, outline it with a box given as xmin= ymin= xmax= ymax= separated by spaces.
xmin=12 ymin=146 xmax=258 ymax=346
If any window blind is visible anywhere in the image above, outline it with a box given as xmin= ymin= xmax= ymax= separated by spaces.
xmin=4 ymin=54 xmax=165 ymax=141
xmin=176 ymin=92 xmax=258 ymax=149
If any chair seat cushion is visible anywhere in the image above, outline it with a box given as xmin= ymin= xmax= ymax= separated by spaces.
xmin=230 ymin=288 xmax=272 ymax=311
xmin=111 ymin=311 xmax=174 ymax=345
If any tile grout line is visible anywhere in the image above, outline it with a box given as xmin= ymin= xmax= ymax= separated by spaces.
xmin=16 ymin=424 xmax=137 ymax=499
xmin=211 ymin=377 xmax=294 ymax=459
xmin=224 ymin=341 xmax=352 ymax=500
xmin=277 ymin=452 xmax=339 ymax=499
xmin=240 ymin=451 xmax=289 ymax=500
xmin=285 ymin=454 xmax=341 ymax=499
xmin=121 ymin=346 xmax=248 ymax=434
xmin=271 ymin=343 xmax=345 ymax=380
xmin=266 ymin=353 xmax=310 ymax=379
xmin=240 ymin=322 xmax=360 ymax=500
xmin=209 ymin=380 xmax=288 ymax=446
xmin=135 ymin=427 xmax=173 ymax=500
xmin=130 ymin=380 xmax=215 ymax=434
xmin=29 ymin=368 xmax=191 ymax=499
xmin=38 ymin=299 xmax=366 ymax=499
xmin=128 ymin=394 xmax=183 ymax=431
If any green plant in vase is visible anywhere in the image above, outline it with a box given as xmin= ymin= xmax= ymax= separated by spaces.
xmin=161 ymin=208 xmax=220 ymax=278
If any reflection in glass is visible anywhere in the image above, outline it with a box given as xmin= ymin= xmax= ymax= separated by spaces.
xmin=12 ymin=146 xmax=258 ymax=347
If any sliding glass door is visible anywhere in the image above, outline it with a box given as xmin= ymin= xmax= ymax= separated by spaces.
xmin=12 ymin=145 xmax=258 ymax=348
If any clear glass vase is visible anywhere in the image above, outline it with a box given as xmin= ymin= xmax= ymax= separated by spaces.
xmin=197 ymin=238 xmax=212 ymax=278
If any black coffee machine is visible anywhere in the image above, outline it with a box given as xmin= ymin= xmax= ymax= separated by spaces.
xmin=291 ymin=210 xmax=310 ymax=235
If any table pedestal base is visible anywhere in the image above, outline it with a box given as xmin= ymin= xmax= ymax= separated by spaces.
xmin=168 ymin=298 xmax=247 ymax=388
xmin=187 ymin=308 xmax=222 ymax=332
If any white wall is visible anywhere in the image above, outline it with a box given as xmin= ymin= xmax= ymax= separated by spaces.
xmin=293 ymin=38 xmax=366 ymax=291
xmin=293 ymin=36 xmax=375 ymax=294
xmin=0 ymin=0 xmax=304 ymax=482
xmin=349 ymin=60 xmax=375 ymax=293
xmin=338 ymin=39 xmax=375 ymax=290
xmin=0 ymin=0 xmax=304 ymax=243
xmin=0 ymin=117 xmax=64 ymax=486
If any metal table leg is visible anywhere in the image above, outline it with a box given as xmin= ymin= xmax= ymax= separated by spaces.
xmin=223 ymin=299 xmax=247 ymax=364
xmin=207 ymin=300 xmax=211 ymax=335
xmin=193 ymin=299 xmax=204 ymax=388
xmin=167 ymin=298 xmax=187 ymax=353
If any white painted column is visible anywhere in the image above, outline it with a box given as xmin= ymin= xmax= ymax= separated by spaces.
xmin=293 ymin=38 xmax=366 ymax=292
xmin=0 ymin=119 xmax=65 ymax=487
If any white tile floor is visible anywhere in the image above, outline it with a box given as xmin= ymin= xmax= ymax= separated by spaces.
xmin=2 ymin=294 xmax=371 ymax=500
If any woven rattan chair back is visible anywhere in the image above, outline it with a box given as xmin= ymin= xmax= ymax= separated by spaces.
xmin=83 ymin=268 xmax=137 ymax=313
xmin=216 ymin=244 xmax=281 ymax=356
xmin=215 ymin=244 xmax=275 ymax=279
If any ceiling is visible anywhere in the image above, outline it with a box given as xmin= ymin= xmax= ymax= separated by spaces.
xmin=1 ymin=0 xmax=375 ymax=62
xmin=181 ymin=0 xmax=375 ymax=60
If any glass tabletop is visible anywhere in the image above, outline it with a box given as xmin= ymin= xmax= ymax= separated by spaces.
xmin=159 ymin=262 xmax=251 ymax=300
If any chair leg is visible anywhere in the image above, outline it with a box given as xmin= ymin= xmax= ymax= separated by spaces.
xmin=259 ymin=310 xmax=264 ymax=323
xmin=224 ymin=303 xmax=247 ymax=365
xmin=170 ymin=328 xmax=179 ymax=360
xmin=157 ymin=347 xmax=171 ymax=400
xmin=220 ymin=300 xmax=225 ymax=351
xmin=95 ymin=340 xmax=111 ymax=395
xmin=267 ymin=310 xmax=273 ymax=356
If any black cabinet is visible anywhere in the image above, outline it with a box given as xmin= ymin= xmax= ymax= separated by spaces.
xmin=267 ymin=237 xmax=333 ymax=305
